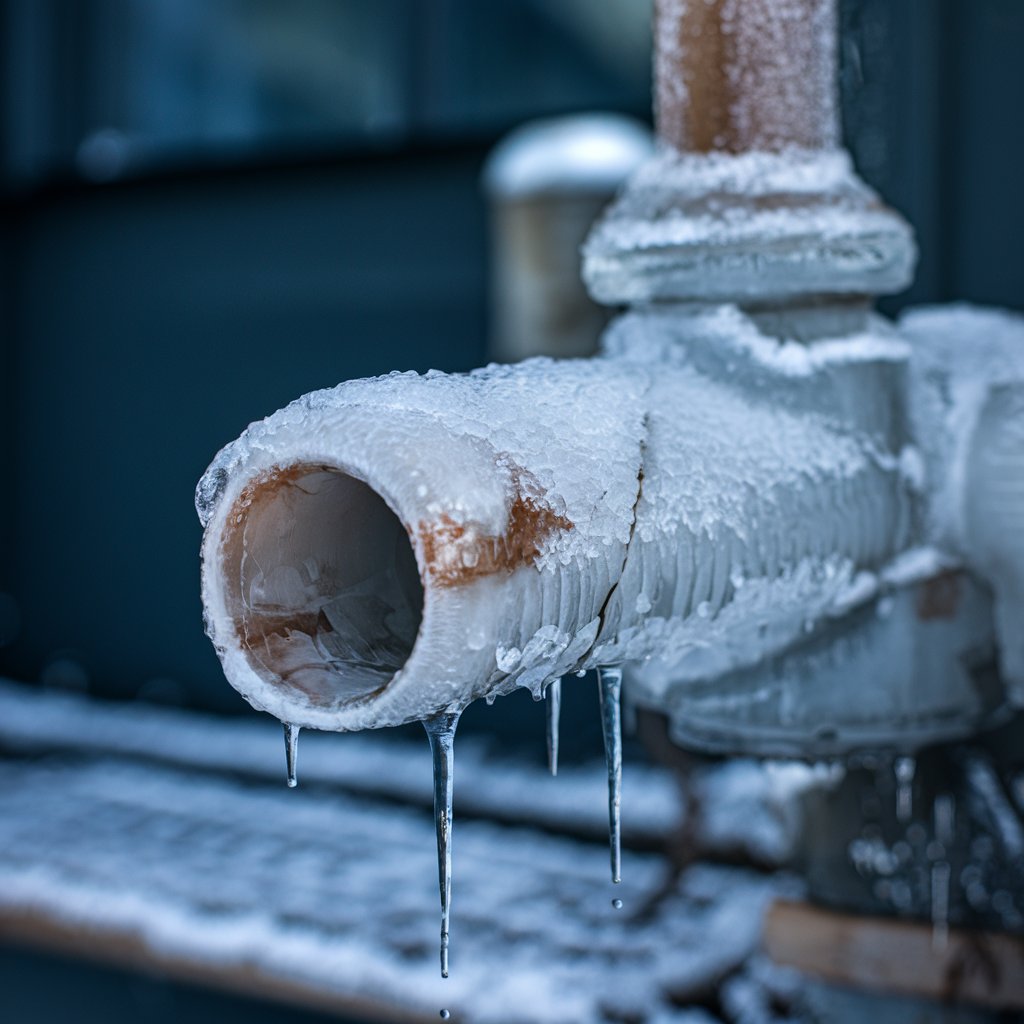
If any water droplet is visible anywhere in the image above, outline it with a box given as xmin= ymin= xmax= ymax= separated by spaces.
xmin=546 ymin=678 xmax=561 ymax=777
xmin=283 ymin=723 xmax=300 ymax=788
xmin=424 ymin=711 xmax=461 ymax=978
xmin=894 ymin=755 xmax=915 ymax=823
xmin=611 ymin=898 xmax=623 ymax=910
xmin=598 ymin=666 xmax=623 ymax=885
xmin=439 ymin=1011 xmax=451 ymax=1020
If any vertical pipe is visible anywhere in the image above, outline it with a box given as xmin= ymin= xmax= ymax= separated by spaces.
xmin=654 ymin=0 xmax=840 ymax=153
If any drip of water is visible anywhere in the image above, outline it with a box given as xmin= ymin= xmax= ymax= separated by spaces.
xmin=424 ymin=710 xmax=461 ymax=978
xmin=894 ymin=755 xmax=915 ymax=823
xmin=611 ymin=898 xmax=623 ymax=910
xmin=283 ymin=723 xmax=300 ymax=788
xmin=546 ymin=678 xmax=562 ymax=776
xmin=597 ymin=666 xmax=623 ymax=885
xmin=440 ymin=1011 xmax=451 ymax=1020
xmin=931 ymin=860 xmax=951 ymax=951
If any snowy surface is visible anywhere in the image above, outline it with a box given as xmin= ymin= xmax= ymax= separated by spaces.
xmin=0 ymin=680 xmax=805 ymax=866
xmin=0 ymin=683 xmax=807 ymax=1023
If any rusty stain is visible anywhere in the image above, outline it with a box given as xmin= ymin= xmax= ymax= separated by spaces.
xmin=417 ymin=466 xmax=573 ymax=588
xmin=916 ymin=571 xmax=963 ymax=621
xmin=219 ymin=462 xmax=356 ymax=704
xmin=655 ymin=0 xmax=834 ymax=153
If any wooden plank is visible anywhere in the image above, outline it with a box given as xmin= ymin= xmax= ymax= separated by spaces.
xmin=0 ymin=906 xmax=435 ymax=1024
xmin=764 ymin=899 xmax=1024 ymax=1010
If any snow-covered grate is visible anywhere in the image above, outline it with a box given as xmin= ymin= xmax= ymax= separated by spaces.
xmin=0 ymin=682 xmax=804 ymax=1023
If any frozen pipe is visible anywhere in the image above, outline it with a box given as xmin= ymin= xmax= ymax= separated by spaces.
xmin=197 ymin=317 xmax=912 ymax=733
xmin=585 ymin=0 xmax=915 ymax=306
xmin=902 ymin=305 xmax=1024 ymax=701
xmin=654 ymin=0 xmax=839 ymax=153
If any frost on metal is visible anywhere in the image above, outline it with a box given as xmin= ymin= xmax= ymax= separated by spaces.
xmin=582 ymin=147 xmax=917 ymax=305
xmin=197 ymin=310 xmax=914 ymax=734
xmin=594 ymin=0 xmax=916 ymax=307
xmin=654 ymin=0 xmax=839 ymax=154
xmin=902 ymin=305 xmax=1024 ymax=697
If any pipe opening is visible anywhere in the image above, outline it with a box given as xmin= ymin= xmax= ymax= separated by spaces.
xmin=223 ymin=463 xmax=424 ymax=712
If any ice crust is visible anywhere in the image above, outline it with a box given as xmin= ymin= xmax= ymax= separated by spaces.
xmin=583 ymin=147 xmax=916 ymax=305
xmin=198 ymin=308 xmax=913 ymax=732
xmin=199 ymin=359 xmax=648 ymax=730
xmin=902 ymin=305 xmax=1024 ymax=696
xmin=198 ymin=298 xmax=1024 ymax=737
xmin=655 ymin=0 xmax=839 ymax=154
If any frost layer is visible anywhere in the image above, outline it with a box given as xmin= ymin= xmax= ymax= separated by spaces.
xmin=583 ymin=147 xmax=916 ymax=305
xmin=198 ymin=310 xmax=912 ymax=731
xmin=903 ymin=305 xmax=1024 ymax=696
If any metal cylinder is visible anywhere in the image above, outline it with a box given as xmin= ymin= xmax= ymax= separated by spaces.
xmin=654 ymin=0 xmax=839 ymax=153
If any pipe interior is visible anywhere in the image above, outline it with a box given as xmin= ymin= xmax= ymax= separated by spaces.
xmin=225 ymin=464 xmax=424 ymax=711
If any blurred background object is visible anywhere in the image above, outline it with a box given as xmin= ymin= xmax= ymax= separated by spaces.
xmin=484 ymin=113 xmax=652 ymax=362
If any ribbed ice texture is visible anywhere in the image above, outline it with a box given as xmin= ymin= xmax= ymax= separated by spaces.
xmin=902 ymin=305 xmax=1024 ymax=697
xmin=595 ymin=309 xmax=912 ymax=701
xmin=198 ymin=309 xmax=913 ymax=732
xmin=582 ymin=148 xmax=916 ymax=305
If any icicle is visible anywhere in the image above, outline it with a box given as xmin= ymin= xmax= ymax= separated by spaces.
xmin=598 ymin=666 xmax=623 ymax=884
xmin=546 ymin=677 xmax=562 ymax=776
xmin=894 ymin=755 xmax=915 ymax=823
xmin=283 ymin=723 xmax=300 ymax=788
xmin=931 ymin=860 xmax=950 ymax=951
xmin=424 ymin=710 xmax=460 ymax=978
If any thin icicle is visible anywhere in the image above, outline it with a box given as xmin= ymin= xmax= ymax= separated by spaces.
xmin=597 ymin=666 xmax=623 ymax=884
xmin=283 ymin=723 xmax=299 ymax=788
xmin=546 ymin=677 xmax=562 ymax=776
xmin=424 ymin=710 xmax=460 ymax=978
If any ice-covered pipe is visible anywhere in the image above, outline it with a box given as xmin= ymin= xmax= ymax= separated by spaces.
xmin=586 ymin=0 xmax=915 ymax=307
xmin=197 ymin=315 xmax=913 ymax=733
xmin=903 ymin=305 xmax=1024 ymax=700
xmin=654 ymin=0 xmax=839 ymax=153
